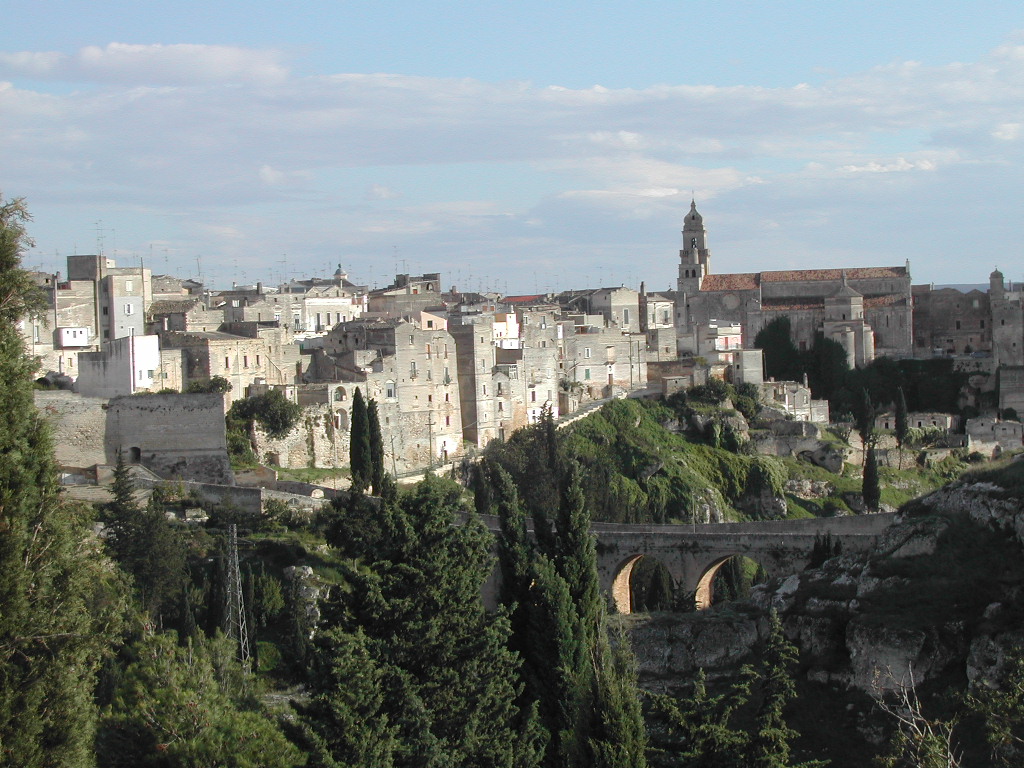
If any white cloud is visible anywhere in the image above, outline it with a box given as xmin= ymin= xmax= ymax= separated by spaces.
xmin=839 ymin=157 xmax=939 ymax=173
xmin=6 ymin=39 xmax=1024 ymax=288
xmin=0 ymin=43 xmax=288 ymax=86
xmin=365 ymin=184 xmax=401 ymax=200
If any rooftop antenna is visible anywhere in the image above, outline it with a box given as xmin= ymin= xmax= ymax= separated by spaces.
xmin=94 ymin=220 xmax=106 ymax=255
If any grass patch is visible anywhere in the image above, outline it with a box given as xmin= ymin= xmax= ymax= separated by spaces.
xmin=275 ymin=466 xmax=350 ymax=484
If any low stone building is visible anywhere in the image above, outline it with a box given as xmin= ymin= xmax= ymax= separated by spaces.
xmin=965 ymin=416 xmax=1024 ymax=456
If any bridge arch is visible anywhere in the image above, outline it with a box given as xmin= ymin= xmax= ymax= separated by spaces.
xmin=693 ymin=553 xmax=767 ymax=610
xmin=609 ymin=553 xmax=681 ymax=615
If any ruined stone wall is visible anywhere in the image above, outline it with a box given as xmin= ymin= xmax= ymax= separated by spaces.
xmin=34 ymin=390 xmax=108 ymax=469
xmin=252 ymin=404 xmax=347 ymax=469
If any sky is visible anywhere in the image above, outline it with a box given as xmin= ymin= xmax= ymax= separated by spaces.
xmin=3 ymin=1 xmax=1024 ymax=294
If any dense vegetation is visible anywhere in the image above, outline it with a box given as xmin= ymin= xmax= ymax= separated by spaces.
xmin=754 ymin=315 xmax=981 ymax=419
xmin=5 ymin=198 xmax=1022 ymax=766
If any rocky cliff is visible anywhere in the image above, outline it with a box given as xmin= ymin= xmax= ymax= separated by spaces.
xmin=628 ymin=459 xmax=1024 ymax=764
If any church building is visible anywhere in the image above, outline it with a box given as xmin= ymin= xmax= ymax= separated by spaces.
xmin=673 ymin=201 xmax=913 ymax=366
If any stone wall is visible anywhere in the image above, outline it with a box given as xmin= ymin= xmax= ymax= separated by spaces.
xmin=34 ymin=390 xmax=108 ymax=469
xmin=106 ymin=392 xmax=233 ymax=484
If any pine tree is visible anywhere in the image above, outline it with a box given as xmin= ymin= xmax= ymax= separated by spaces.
xmin=349 ymin=387 xmax=371 ymax=493
xmin=312 ymin=474 xmax=542 ymax=767
xmin=863 ymin=446 xmax=881 ymax=512
xmin=96 ymin=630 xmax=302 ymax=768
xmin=367 ymin=398 xmax=387 ymax=493
xmin=104 ymin=457 xmax=187 ymax=621
xmin=0 ymin=196 xmax=129 ymax=767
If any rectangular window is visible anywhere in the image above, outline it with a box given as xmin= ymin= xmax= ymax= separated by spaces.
xmin=498 ymin=401 xmax=503 ymax=412
xmin=410 ymin=361 xmax=417 ymax=377
xmin=225 ymin=357 xmax=230 ymax=369
xmin=531 ymin=391 xmax=536 ymax=402
xmin=584 ymin=368 xmax=591 ymax=380
xmin=445 ymin=416 xmax=450 ymax=427
xmin=584 ymin=347 xmax=591 ymax=358
xmin=244 ymin=355 xmax=249 ymax=368
xmin=623 ymin=308 xmax=630 ymax=325
xmin=256 ymin=355 xmax=261 ymax=366
xmin=125 ymin=280 xmax=133 ymax=292
xmin=482 ymin=385 xmax=487 ymax=396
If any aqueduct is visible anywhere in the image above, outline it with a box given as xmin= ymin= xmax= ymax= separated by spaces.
xmin=478 ymin=512 xmax=896 ymax=612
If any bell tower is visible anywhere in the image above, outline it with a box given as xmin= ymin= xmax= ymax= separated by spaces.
xmin=677 ymin=200 xmax=710 ymax=295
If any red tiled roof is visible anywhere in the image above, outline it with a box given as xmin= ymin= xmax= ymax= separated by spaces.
xmin=699 ymin=273 xmax=759 ymax=291
xmin=502 ymin=294 xmax=549 ymax=304
xmin=760 ymin=266 xmax=907 ymax=282
xmin=864 ymin=295 xmax=907 ymax=308
xmin=761 ymin=299 xmax=824 ymax=311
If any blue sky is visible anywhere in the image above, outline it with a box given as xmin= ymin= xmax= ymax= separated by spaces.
xmin=2 ymin=1 xmax=1024 ymax=292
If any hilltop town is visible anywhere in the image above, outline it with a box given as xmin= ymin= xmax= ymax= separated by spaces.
xmin=19 ymin=201 xmax=1024 ymax=491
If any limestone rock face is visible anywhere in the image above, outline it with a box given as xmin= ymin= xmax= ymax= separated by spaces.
xmin=628 ymin=611 xmax=765 ymax=695
xmin=736 ymin=486 xmax=788 ymax=520
xmin=799 ymin=444 xmax=848 ymax=473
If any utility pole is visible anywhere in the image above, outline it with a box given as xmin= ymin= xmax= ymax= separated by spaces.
xmin=224 ymin=524 xmax=251 ymax=673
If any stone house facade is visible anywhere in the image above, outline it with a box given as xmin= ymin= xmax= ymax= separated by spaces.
xmin=310 ymin=314 xmax=464 ymax=471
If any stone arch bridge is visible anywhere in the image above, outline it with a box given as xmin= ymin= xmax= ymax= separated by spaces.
xmin=476 ymin=513 xmax=896 ymax=612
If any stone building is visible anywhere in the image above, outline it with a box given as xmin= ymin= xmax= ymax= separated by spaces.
xmin=21 ymin=254 xmax=152 ymax=378
xmin=367 ymin=273 xmax=444 ymax=316
xmin=639 ymin=286 xmax=677 ymax=363
xmin=673 ymin=201 xmax=912 ymax=361
xmin=310 ymin=313 xmax=464 ymax=471
xmin=990 ymin=268 xmax=1024 ymax=367
xmin=148 ymin=297 xmax=224 ymax=333
xmin=911 ymin=285 xmax=991 ymax=357
xmin=223 ymin=271 xmax=367 ymax=333
xmin=160 ymin=322 xmax=300 ymax=403
xmin=76 ymin=334 xmax=162 ymax=398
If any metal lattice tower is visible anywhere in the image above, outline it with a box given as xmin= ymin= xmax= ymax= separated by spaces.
xmin=224 ymin=524 xmax=252 ymax=672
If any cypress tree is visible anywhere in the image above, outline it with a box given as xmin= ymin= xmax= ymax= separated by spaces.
xmin=857 ymin=388 xmax=875 ymax=458
xmin=0 ymin=197 xmax=128 ymax=766
xmin=895 ymin=386 xmax=909 ymax=470
xmin=863 ymin=446 xmax=881 ymax=512
xmin=746 ymin=611 xmax=800 ymax=768
xmin=754 ymin=316 xmax=802 ymax=383
xmin=367 ymin=397 xmax=386 ymax=493
xmin=554 ymin=463 xmax=602 ymax=642
xmin=349 ymin=386 xmax=371 ymax=493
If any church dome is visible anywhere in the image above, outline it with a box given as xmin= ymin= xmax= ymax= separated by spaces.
xmin=685 ymin=200 xmax=702 ymax=225
xmin=991 ymin=267 xmax=1004 ymax=279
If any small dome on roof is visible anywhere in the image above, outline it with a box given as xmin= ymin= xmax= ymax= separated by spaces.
xmin=685 ymin=199 xmax=702 ymax=225
xmin=833 ymin=271 xmax=861 ymax=299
